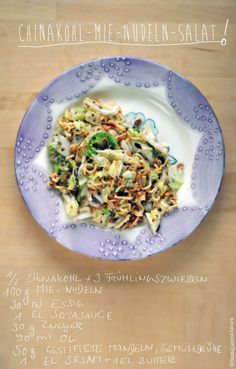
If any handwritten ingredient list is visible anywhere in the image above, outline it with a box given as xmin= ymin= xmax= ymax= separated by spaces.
xmin=2 ymin=271 xmax=223 ymax=367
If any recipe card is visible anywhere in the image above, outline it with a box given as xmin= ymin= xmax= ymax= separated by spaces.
xmin=0 ymin=1 xmax=235 ymax=369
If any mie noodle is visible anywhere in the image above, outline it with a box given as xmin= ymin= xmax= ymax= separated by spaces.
xmin=48 ymin=97 xmax=184 ymax=233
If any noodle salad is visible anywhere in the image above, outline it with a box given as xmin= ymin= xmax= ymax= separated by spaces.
xmin=47 ymin=98 xmax=184 ymax=234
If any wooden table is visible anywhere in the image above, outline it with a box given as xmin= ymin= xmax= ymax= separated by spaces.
xmin=0 ymin=1 xmax=235 ymax=368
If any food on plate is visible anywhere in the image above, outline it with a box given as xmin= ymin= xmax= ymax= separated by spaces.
xmin=48 ymin=97 xmax=184 ymax=233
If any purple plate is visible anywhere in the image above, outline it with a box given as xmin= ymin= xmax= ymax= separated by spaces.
xmin=15 ymin=56 xmax=225 ymax=260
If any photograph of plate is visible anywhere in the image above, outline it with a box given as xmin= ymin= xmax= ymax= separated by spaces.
xmin=15 ymin=56 xmax=225 ymax=260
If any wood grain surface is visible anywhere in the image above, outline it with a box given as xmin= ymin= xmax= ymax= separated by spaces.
xmin=0 ymin=1 xmax=235 ymax=369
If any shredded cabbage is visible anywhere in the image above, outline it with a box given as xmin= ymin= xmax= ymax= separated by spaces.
xmin=48 ymin=97 xmax=184 ymax=233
